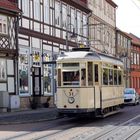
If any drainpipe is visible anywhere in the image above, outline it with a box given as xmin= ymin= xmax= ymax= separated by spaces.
xmin=15 ymin=12 xmax=22 ymax=95
xmin=15 ymin=16 xmax=19 ymax=95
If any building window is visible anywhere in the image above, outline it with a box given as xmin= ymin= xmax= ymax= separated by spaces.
xmin=62 ymin=4 xmax=67 ymax=29
xmin=44 ymin=65 xmax=52 ymax=95
xmin=43 ymin=63 xmax=52 ymax=95
xmin=131 ymin=52 xmax=134 ymax=64
xmin=55 ymin=1 xmax=60 ymax=27
xmin=117 ymin=33 xmax=120 ymax=46
xmin=83 ymin=14 xmax=87 ymax=37
xmin=3 ymin=24 xmax=6 ymax=33
xmin=70 ymin=7 xmax=75 ymax=31
xmin=50 ymin=0 xmax=54 ymax=8
xmin=0 ymin=59 xmax=6 ymax=81
xmin=134 ymin=53 xmax=137 ymax=65
xmin=19 ymin=51 xmax=29 ymax=95
xmin=77 ymin=10 xmax=81 ymax=36
xmin=128 ymin=40 xmax=131 ymax=48
xmin=34 ymin=0 xmax=40 ymax=20
xmin=44 ymin=0 xmax=50 ymax=24
xmin=22 ymin=0 xmax=29 ymax=17
xmin=137 ymin=53 xmax=139 ymax=65
xmin=0 ymin=15 xmax=7 ymax=35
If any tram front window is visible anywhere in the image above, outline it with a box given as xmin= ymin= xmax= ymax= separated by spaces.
xmin=63 ymin=70 xmax=79 ymax=86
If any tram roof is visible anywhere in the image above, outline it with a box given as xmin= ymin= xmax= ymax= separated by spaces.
xmin=57 ymin=50 xmax=123 ymax=66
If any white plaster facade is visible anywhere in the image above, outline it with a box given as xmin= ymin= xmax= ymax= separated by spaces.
xmin=87 ymin=0 xmax=117 ymax=56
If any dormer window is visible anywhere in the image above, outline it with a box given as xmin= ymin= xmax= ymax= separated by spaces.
xmin=0 ymin=15 xmax=7 ymax=35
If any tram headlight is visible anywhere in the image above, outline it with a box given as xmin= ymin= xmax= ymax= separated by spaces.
xmin=68 ymin=97 xmax=75 ymax=104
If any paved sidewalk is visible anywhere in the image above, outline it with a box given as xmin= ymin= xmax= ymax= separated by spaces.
xmin=0 ymin=107 xmax=59 ymax=125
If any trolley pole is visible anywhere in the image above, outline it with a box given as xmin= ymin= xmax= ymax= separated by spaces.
xmin=65 ymin=23 xmax=77 ymax=52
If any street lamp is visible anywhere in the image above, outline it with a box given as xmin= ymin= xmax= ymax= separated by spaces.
xmin=66 ymin=23 xmax=77 ymax=51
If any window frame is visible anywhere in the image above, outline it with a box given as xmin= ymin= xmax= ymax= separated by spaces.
xmin=0 ymin=15 xmax=8 ymax=35
xmin=55 ymin=0 xmax=60 ymax=27
xmin=44 ymin=0 xmax=50 ymax=24
xmin=34 ymin=0 xmax=41 ymax=21
xmin=22 ymin=0 xmax=29 ymax=17
xmin=0 ymin=59 xmax=7 ymax=82
xmin=19 ymin=49 xmax=30 ymax=96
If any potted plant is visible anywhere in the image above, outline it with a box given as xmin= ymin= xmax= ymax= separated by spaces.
xmin=29 ymin=97 xmax=38 ymax=109
xmin=43 ymin=97 xmax=51 ymax=108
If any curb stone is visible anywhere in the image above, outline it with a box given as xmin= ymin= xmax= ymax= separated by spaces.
xmin=0 ymin=116 xmax=61 ymax=125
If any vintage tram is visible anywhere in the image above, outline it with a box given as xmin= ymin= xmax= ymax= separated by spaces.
xmin=56 ymin=48 xmax=124 ymax=117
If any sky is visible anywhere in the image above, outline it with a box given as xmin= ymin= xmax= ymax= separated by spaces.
xmin=113 ymin=0 xmax=140 ymax=38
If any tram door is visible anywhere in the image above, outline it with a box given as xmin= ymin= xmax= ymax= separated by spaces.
xmin=93 ymin=63 xmax=101 ymax=108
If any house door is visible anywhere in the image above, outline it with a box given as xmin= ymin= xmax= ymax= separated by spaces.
xmin=32 ymin=67 xmax=41 ymax=97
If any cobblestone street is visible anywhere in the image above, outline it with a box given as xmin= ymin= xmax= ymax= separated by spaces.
xmin=0 ymin=105 xmax=140 ymax=140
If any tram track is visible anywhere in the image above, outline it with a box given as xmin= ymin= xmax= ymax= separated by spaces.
xmin=85 ymin=114 xmax=140 ymax=140
xmin=123 ymin=128 xmax=140 ymax=140
xmin=4 ymin=117 xmax=109 ymax=140
xmin=7 ymin=123 xmax=76 ymax=140
xmin=20 ymin=118 xmax=104 ymax=140
xmin=4 ymin=113 xmax=140 ymax=140
xmin=4 ymin=117 xmax=71 ymax=140
xmin=28 ymin=119 xmax=119 ymax=140
xmin=5 ymin=117 xmax=97 ymax=140
xmin=126 ymin=129 xmax=140 ymax=140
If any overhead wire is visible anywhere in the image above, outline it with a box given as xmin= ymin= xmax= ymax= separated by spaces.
xmin=131 ymin=0 xmax=140 ymax=11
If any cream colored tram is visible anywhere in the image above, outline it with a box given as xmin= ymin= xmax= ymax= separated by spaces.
xmin=56 ymin=48 xmax=124 ymax=117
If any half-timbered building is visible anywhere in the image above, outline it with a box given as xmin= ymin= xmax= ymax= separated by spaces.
xmin=16 ymin=0 xmax=91 ymax=108
xmin=0 ymin=0 xmax=20 ymax=97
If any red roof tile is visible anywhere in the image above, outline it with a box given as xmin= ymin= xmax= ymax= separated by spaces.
xmin=129 ymin=33 xmax=140 ymax=46
xmin=0 ymin=0 xmax=20 ymax=13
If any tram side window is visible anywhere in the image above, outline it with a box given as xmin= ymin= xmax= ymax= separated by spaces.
xmin=109 ymin=69 xmax=113 ymax=85
xmin=94 ymin=64 xmax=98 ymax=82
xmin=103 ymin=68 xmax=108 ymax=85
xmin=114 ymin=70 xmax=117 ymax=85
xmin=88 ymin=62 xmax=93 ymax=86
xmin=118 ymin=71 xmax=122 ymax=85
xmin=58 ymin=69 xmax=61 ymax=86
xmin=81 ymin=68 xmax=86 ymax=86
